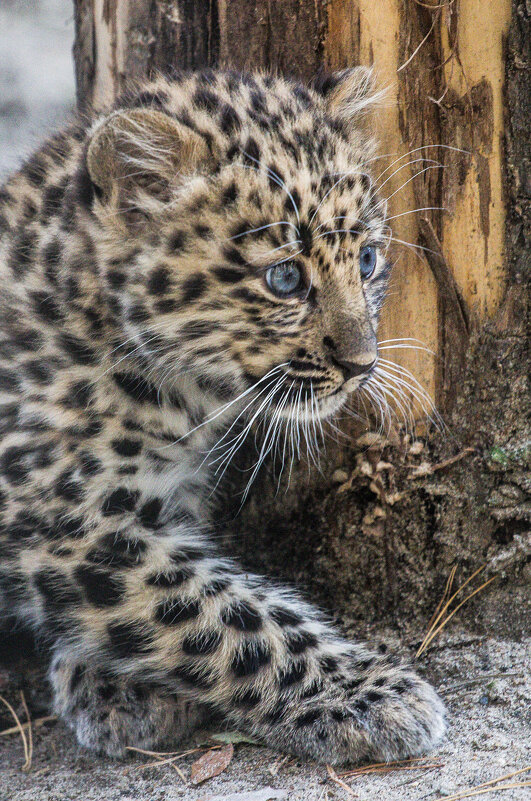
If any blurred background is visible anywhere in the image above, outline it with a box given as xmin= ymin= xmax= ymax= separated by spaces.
xmin=0 ymin=0 xmax=74 ymax=179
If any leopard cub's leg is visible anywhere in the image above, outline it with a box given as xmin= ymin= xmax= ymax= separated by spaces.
xmin=45 ymin=522 xmax=444 ymax=764
xmin=49 ymin=650 xmax=210 ymax=758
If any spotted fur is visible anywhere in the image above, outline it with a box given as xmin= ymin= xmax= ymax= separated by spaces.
xmin=0 ymin=69 xmax=445 ymax=763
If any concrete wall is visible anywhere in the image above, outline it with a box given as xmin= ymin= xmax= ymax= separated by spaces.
xmin=0 ymin=0 xmax=75 ymax=179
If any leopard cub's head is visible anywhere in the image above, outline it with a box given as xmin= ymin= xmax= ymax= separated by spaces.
xmin=85 ymin=69 xmax=390 ymax=420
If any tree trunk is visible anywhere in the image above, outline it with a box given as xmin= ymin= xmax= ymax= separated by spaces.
xmin=73 ymin=1 xmax=530 ymax=636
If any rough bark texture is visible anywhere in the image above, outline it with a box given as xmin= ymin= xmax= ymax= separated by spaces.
xmin=71 ymin=0 xmax=530 ymax=635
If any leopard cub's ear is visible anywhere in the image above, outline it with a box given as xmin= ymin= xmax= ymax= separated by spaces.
xmin=312 ymin=67 xmax=383 ymax=126
xmin=86 ymin=108 xmax=214 ymax=228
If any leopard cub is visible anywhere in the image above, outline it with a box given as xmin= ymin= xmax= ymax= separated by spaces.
xmin=0 ymin=68 xmax=445 ymax=763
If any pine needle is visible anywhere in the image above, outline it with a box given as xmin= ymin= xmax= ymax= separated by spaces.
xmin=416 ymin=564 xmax=496 ymax=658
xmin=127 ymin=748 xmax=187 ymax=781
xmin=327 ymin=764 xmax=359 ymax=797
xmin=340 ymin=756 xmax=443 ymax=778
xmin=0 ymin=694 xmax=30 ymax=771
xmin=125 ymin=745 xmax=208 ymax=759
xmin=437 ymin=766 xmax=531 ymax=800
xmin=427 ymin=564 xmax=457 ymax=631
xmin=0 ymin=714 xmax=56 ymax=737
xmin=440 ymin=778 xmax=531 ymax=799
xmin=438 ymin=782 xmax=531 ymax=800
xmin=125 ymin=743 xmax=222 ymax=782
xmin=20 ymin=691 xmax=33 ymax=772
xmin=344 ymin=763 xmax=443 ymax=777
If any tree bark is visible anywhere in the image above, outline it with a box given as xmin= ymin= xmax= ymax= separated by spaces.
xmin=72 ymin=0 xmax=530 ymax=635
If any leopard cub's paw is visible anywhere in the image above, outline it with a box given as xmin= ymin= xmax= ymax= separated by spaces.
xmin=333 ymin=657 xmax=447 ymax=765
xmin=262 ymin=653 xmax=446 ymax=766
xmin=50 ymin=654 xmax=206 ymax=758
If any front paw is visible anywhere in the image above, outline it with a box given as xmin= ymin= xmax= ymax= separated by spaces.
xmin=260 ymin=660 xmax=446 ymax=766
xmin=342 ymin=668 xmax=446 ymax=763
xmin=50 ymin=655 xmax=206 ymax=757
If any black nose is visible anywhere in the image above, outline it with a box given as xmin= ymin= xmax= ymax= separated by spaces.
xmin=331 ymin=356 xmax=376 ymax=380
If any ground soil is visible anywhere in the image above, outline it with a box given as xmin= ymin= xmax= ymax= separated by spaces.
xmin=1 ymin=630 xmax=529 ymax=801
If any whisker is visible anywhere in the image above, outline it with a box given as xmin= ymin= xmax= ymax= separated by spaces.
xmin=374 ymin=363 xmax=444 ymax=431
xmin=314 ymin=215 xmax=370 ymax=233
xmin=378 ymin=358 xmax=440 ymax=404
xmin=371 ymin=371 xmax=416 ymax=433
xmin=240 ymin=382 xmax=292 ymax=501
xmin=381 ymin=165 xmax=444 ymax=203
xmin=248 ymin=244 xmax=302 ymax=265
xmin=376 ymin=157 xmax=442 ymax=191
xmin=383 ymin=206 xmax=447 ymax=223
xmin=377 ymin=344 xmax=436 ymax=356
xmin=379 ymin=337 xmax=432 ymax=346
xmin=209 ymin=374 xmax=286 ymax=476
xmin=316 ymin=229 xmax=363 ymax=241
xmin=360 ymin=384 xmax=389 ymax=435
xmin=97 ymin=333 xmax=170 ymax=386
xmin=388 ymin=237 xmax=440 ymax=257
xmin=170 ymin=363 xmax=289 ymax=446
xmin=374 ymin=144 xmax=470 ymax=185
xmin=227 ymin=220 xmax=299 ymax=241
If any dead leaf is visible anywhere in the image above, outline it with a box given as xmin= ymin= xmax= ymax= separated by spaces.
xmin=360 ymin=459 xmax=373 ymax=477
xmin=210 ymin=731 xmax=260 ymax=746
xmin=191 ymin=743 xmax=234 ymax=785
xmin=199 ymin=790 xmax=288 ymax=801
xmin=362 ymin=520 xmax=385 ymax=538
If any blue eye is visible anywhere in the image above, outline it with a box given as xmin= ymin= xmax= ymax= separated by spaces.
xmin=266 ymin=262 xmax=302 ymax=297
xmin=359 ymin=246 xmax=377 ymax=279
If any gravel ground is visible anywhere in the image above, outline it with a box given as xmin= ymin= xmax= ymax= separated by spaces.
xmin=1 ymin=632 xmax=529 ymax=801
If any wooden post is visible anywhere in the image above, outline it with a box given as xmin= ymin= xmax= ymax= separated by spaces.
xmin=72 ymin=1 xmax=529 ymax=626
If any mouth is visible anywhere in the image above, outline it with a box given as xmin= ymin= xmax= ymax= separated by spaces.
xmin=240 ymin=359 xmax=376 ymax=426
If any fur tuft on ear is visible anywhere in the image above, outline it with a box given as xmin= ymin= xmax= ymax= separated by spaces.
xmin=86 ymin=109 xmax=213 ymax=226
xmin=312 ymin=67 xmax=384 ymax=123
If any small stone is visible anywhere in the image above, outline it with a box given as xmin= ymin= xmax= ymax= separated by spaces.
xmin=435 ymin=783 xmax=458 ymax=796
xmin=332 ymin=468 xmax=348 ymax=483
xmin=409 ymin=440 xmax=424 ymax=455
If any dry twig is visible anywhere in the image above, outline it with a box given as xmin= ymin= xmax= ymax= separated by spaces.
xmin=125 ymin=743 xmax=225 ymax=783
xmin=408 ymin=447 xmax=475 ymax=478
xmin=397 ymin=9 xmax=441 ymax=73
xmin=426 ymin=565 xmax=457 ymax=631
xmin=125 ymin=744 xmax=201 ymax=780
